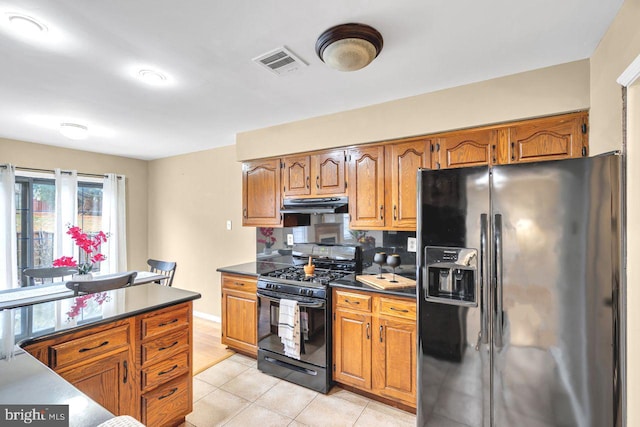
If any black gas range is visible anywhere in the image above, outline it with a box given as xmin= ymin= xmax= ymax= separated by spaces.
xmin=256 ymin=243 xmax=361 ymax=393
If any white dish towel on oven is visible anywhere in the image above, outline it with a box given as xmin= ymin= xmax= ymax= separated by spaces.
xmin=278 ymin=298 xmax=301 ymax=359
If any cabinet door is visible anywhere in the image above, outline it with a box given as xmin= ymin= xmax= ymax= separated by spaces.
xmin=57 ymin=350 xmax=135 ymax=417
xmin=433 ymin=129 xmax=497 ymax=169
xmin=372 ymin=317 xmax=417 ymax=406
xmin=283 ymin=155 xmax=311 ymax=197
xmin=389 ymin=139 xmax=431 ymax=229
xmin=314 ymin=150 xmax=346 ymax=196
xmin=333 ymin=309 xmax=372 ymax=389
xmin=348 ymin=146 xmax=385 ymax=228
xmin=506 ymin=112 xmax=587 ymax=163
xmin=221 ymin=288 xmax=257 ymax=356
xmin=242 ymin=159 xmax=282 ymax=227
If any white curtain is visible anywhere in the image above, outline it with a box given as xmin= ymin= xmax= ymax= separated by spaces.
xmin=0 ymin=164 xmax=17 ymax=358
xmin=54 ymin=169 xmax=78 ymax=260
xmin=102 ymin=174 xmax=127 ymax=273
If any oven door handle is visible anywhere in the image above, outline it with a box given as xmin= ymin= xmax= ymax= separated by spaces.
xmin=257 ymin=290 xmax=326 ymax=308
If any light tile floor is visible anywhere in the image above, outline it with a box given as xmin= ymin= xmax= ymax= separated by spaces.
xmin=186 ymin=353 xmax=416 ymax=427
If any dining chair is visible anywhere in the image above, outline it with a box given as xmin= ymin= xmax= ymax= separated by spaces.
xmin=22 ymin=266 xmax=79 ymax=287
xmin=66 ymin=271 xmax=138 ymax=296
xmin=147 ymin=259 xmax=177 ymax=287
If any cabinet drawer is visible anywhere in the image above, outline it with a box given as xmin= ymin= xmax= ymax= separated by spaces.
xmin=379 ymin=297 xmax=416 ymax=321
xmin=222 ymin=274 xmax=257 ymax=292
xmin=141 ymin=374 xmax=190 ymax=427
xmin=140 ymin=305 xmax=189 ymax=340
xmin=141 ymin=351 xmax=189 ymax=392
xmin=334 ymin=290 xmax=372 ymax=312
xmin=141 ymin=328 xmax=189 ymax=366
xmin=50 ymin=324 xmax=130 ymax=370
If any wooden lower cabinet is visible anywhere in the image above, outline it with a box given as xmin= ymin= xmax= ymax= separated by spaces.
xmin=23 ymin=319 xmax=137 ymax=418
xmin=57 ymin=350 xmax=133 ymax=416
xmin=221 ymin=273 xmax=258 ymax=356
xmin=22 ymin=302 xmax=194 ymax=426
xmin=333 ymin=309 xmax=372 ymax=390
xmin=332 ymin=288 xmax=416 ymax=408
xmin=136 ymin=302 xmax=193 ymax=427
xmin=141 ymin=374 xmax=191 ymax=427
xmin=372 ymin=316 xmax=417 ymax=405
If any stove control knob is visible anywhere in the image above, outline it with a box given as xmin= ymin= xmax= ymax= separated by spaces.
xmin=306 ymin=289 xmax=314 ymax=296
xmin=298 ymin=289 xmax=305 ymax=295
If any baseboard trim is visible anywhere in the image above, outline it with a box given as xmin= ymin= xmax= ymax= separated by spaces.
xmin=194 ymin=311 xmax=221 ymax=323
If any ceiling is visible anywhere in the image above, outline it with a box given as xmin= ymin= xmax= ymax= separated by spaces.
xmin=0 ymin=0 xmax=624 ymax=160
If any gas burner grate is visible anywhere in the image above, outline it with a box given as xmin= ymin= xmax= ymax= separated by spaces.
xmin=264 ymin=267 xmax=350 ymax=285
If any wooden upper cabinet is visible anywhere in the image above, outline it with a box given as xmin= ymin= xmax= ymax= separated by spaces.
xmin=314 ymin=150 xmax=346 ymax=195
xmin=348 ymin=146 xmax=385 ymax=228
xmin=242 ymin=159 xmax=282 ymax=227
xmin=505 ymin=111 xmax=588 ymax=164
xmin=283 ymin=150 xmax=346 ymax=197
xmin=432 ymin=128 xmax=498 ymax=169
xmin=283 ymin=155 xmax=311 ymax=196
xmin=388 ymin=138 xmax=431 ymax=229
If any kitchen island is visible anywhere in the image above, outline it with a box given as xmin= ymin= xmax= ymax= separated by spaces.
xmin=0 ymin=283 xmax=201 ymax=427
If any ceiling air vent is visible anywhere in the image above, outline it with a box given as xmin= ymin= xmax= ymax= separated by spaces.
xmin=253 ymin=46 xmax=307 ymax=76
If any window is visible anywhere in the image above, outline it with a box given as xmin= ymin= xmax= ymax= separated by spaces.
xmin=15 ymin=176 xmax=103 ymax=286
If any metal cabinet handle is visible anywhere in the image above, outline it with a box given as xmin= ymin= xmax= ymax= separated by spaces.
xmin=393 ymin=205 xmax=397 ymax=221
xmin=511 ymin=142 xmax=515 ymax=161
xmin=389 ymin=307 xmax=409 ymax=313
xmin=316 ymin=176 xmax=320 ymax=189
xmin=495 ymin=213 xmax=504 ymax=348
xmin=344 ymin=299 xmax=360 ymax=305
xmin=79 ymin=341 xmax=109 ymax=353
xmin=159 ymin=341 xmax=179 ymax=351
xmin=158 ymin=364 xmax=179 ymax=376
xmin=379 ymin=325 xmax=383 ymax=343
xmin=123 ymin=360 xmax=128 ymax=384
xmin=158 ymin=318 xmax=178 ymax=327
xmin=380 ymin=205 xmax=384 ymax=220
xmin=366 ymin=323 xmax=370 ymax=340
xmin=243 ymin=208 xmax=247 ymax=218
xmin=158 ymin=388 xmax=178 ymax=400
xmin=306 ymin=176 xmax=310 ymax=189
xmin=234 ymin=282 xmax=245 ymax=286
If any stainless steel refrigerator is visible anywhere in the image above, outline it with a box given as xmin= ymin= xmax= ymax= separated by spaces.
xmin=416 ymin=154 xmax=623 ymax=427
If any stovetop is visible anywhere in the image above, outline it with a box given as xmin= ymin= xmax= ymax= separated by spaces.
xmin=257 ymin=243 xmax=361 ymax=298
xmin=261 ymin=266 xmax=351 ymax=286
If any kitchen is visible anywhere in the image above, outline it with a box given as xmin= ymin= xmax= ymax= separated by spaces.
xmin=1 ymin=0 xmax=639 ymax=426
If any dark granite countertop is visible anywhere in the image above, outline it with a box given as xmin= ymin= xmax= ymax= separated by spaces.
xmin=0 ymin=283 xmax=201 ymax=426
xmin=216 ymin=259 xmax=293 ymax=277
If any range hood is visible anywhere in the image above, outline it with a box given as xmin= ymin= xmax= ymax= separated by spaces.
xmin=281 ymin=196 xmax=349 ymax=214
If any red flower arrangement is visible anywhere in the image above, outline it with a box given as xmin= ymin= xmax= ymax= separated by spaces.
xmin=257 ymin=227 xmax=276 ymax=248
xmin=53 ymin=225 xmax=109 ymax=275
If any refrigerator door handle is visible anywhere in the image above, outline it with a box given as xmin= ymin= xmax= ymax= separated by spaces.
xmin=494 ymin=213 xmax=504 ymax=348
xmin=480 ymin=213 xmax=489 ymax=345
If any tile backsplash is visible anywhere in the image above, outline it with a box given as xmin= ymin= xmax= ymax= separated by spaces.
xmin=255 ymin=214 xmax=416 ymax=274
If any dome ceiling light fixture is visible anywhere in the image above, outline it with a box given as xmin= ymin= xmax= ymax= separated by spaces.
xmin=138 ymin=69 xmax=167 ymax=85
xmin=59 ymin=122 xmax=89 ymax=140
xmin=315 ymin=23 xmax=383 ymax=72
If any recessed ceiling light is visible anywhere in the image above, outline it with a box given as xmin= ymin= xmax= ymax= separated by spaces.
xmin=138 ymin=69 xmax=167 ymax=85
xmin=59 ymin=123 xmax=88 ymax=140
xmin=7 ymin=13 xmax=47 ymax=36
